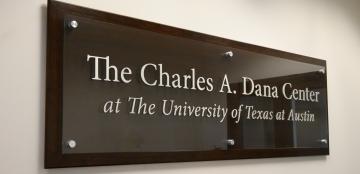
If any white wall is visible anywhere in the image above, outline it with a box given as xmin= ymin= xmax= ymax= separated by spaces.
xmin=1 ymin=0 xmax=359 ymax=173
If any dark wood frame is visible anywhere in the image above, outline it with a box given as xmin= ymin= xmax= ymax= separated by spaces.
xmin=45 ymin=0 xmax=329 ymax=168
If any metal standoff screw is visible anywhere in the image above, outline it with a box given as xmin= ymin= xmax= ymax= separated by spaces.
xmin=318 ymin=68 xmax=325 ymax=74
xmin=226 ymin=139 xmax=235 ymax=146
xmin=320 ymin=139 xmax=328 ymax=144
xmin=68 ymin=20 xmax=79 ymax=29
xmin=224 ymin=51 xmax=234 ymax=58
xmin=66 ymin=140 xmax=77 ymax=149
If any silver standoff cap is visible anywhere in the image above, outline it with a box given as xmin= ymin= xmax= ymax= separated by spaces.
xmin=224 ymin=51 xmax=234 ymax=58
xmin=68 ymin=20 xmax=79 ymax=29
xmin=226 ymin=139 xmax=235 ymax=146
xmin=66 ymin=139 xmax=77 ymax=149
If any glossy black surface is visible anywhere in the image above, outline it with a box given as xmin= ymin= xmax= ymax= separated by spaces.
xmin=61 ymin=15 xmax=328 ymax=154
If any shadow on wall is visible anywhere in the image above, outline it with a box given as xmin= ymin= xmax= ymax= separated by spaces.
xmin=43 ymin=156 xmax=326 ymax=174
xmin=38 ymin=2 xmax=327 ymax=174
xmin=333 ymin=0 xmax=360 ymax=32
xmin=38 ymin=4 xmax=47 ymax=174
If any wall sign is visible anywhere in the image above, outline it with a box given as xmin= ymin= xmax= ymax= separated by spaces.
xmin=45 ymin=0 xmax=329 ymax=168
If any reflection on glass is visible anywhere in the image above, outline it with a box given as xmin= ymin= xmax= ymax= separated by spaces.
xmin=227 ymin=72 xmax=327 ymax=149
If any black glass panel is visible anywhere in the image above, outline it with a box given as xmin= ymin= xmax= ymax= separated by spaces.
xmin=61 ymin=15 xmax=328 ymax=154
